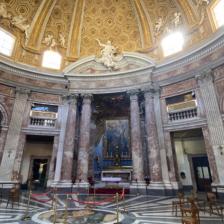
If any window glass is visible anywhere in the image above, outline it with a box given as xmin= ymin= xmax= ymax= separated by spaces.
xmin=42 ymin=50 xmax=62 ymax=70
xmin=161 ymin=32 xmax=184 ymax=57
xmin=0 ymin=28 xmax=15 ymax=56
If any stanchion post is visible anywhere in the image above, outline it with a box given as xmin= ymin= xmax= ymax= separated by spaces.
xmin=21 ymin=180 xmax=32 ymax=221
xmin=63 ymin=194 xmax=68 ymax=224
xmin=113 ymin=192 xmax=122 ymax=224
xmin=53 ymin=188 xmax=57 ymax=224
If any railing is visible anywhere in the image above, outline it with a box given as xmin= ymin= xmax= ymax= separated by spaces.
xmin=167 ymin=100 xmax=197 ymax=112
xmin=168 ymin=107 xmax=197 ymax=122
xmin=30 ymin=117 xmax=56 ymax=127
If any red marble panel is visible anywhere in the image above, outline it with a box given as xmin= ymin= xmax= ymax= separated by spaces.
xmin=161 ymin=79 xmax=196 ymax=97
xmin=31 ymin=92 xmax=61 ymax=104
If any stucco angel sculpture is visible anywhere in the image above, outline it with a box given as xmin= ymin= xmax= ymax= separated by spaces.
xmin=0 ymin=3 xmax=11 ymax=19
xmin=11 ymin=15 xmax=30 ymax=39
xmin=95 ymin=39 xmax=123 ymax=70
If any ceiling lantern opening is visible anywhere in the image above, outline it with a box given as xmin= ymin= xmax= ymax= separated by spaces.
xmin=0 ymin=28 xmax=15 ymax=57
xmin=42 ymin=50 xmax=62 ymax=70
xmin=161 ymin=31 xmax=184 ymax=57
xmin=213 ymin=0 xmax=224 ymax=28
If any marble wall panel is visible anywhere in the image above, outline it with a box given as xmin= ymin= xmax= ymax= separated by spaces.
xmin=31 ymin=92 xmax=61 ymax=104
xmin=161 ymin=79 xmax=196 ymax=97
xmin=154 ymin=46 xmax=224 ymax=82
xmin=0 ymin=71 xmax=66 ymax=90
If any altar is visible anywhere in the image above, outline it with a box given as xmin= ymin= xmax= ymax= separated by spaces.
xmin=101 ymin=169 xmax=132 ymax=182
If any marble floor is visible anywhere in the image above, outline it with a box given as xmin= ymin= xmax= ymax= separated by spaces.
xmin=0 ymin=192 xmax=223 ymax=224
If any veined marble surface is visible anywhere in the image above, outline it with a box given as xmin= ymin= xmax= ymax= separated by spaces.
xmin=0 ymin=192 xmax=222 ymax=224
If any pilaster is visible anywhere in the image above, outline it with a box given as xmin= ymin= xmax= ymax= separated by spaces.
xmin=0 ymin=87 xmax=30 ymax=181
xmin=128 ymin=90 xmax=144 ymax=182
xmin=53 ymin=95 xmax=70 ymax=182
xmin=196 ymin=70 xmax=224 ymax=185
xmin=143 ymin=85 xmax=162 ymax=183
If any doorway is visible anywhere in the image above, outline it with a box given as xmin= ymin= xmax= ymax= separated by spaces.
xmin=30 ymin=158 xmax=49 ymax=190
xmin=192 ymin=156 xmax=212 ymax=192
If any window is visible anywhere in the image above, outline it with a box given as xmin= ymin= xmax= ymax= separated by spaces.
xmin=213 ymin=0 xmax=224 ymax=28
xmin=42 ymin=50 xmax=62 ymax=70
xmin=161 ymin=32 xmax=184 ymax=57
xmin=0 ymin=28 xmax=15 ymax=56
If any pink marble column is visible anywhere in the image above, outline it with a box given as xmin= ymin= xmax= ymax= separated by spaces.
xmin=164 ymin=131 xmax=179 ymax=182
xmin=129 ymin=91 xmax=144 ymax=181
xmin=0 ymin=87 xmax=30 ymax=181
xmin=0 ymin=130 xmax=7 ymax=165
xmin=144 ymin=89 xmax=162 ymax=182
xmin=202 ymin=126 xmax=219 ymax=184
xmin=48 ymin=135 xmax=59 ymax=182
xmin=61 ymin=94 xmax=78 ymax=181
xmin=76 ymin=94 xmax=92 ymax=183
xmin=12 ymin=133 xmax=26 ymax=179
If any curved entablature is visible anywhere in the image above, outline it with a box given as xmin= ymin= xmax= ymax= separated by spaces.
xmin=64 ymin=52 xmax=155 ymax=76
xmin=64 ymin=52 xmax=154 ymax=94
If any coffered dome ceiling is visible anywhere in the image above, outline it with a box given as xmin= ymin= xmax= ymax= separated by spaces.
xmin=0 ymin=0 xmax=217 ymax=70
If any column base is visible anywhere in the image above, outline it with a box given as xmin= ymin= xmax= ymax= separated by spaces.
xmin=130 ymin=181 xmax=181 ymax=195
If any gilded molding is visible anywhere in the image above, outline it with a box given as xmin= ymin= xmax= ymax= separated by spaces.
xmin=66 ymin=0 xmax=85 ymax=61
xmin=25 ymin=0 xmax=57 ymax=51
xmin=176 ymin=0 xmax=197 ymax=26
xmin=133 ymin=0 xmax=152 ymax=48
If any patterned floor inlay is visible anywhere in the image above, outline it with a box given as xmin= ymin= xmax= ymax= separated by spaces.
xmin=0 ymin=193 xmax=223 ymax=223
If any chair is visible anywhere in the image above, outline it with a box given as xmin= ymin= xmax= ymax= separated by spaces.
xmin=6 ymin=184 xmax=20 ymax=208
xmin=180 ymin=197 xmax=200 ymax=224
xmin=172 ymin=192 xmax=186 ymax=216
xmin=206 ymin=192 xmax=224 ymax=220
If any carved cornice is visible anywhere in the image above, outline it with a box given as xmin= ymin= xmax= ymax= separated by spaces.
xmin=154 ymin=29 xmax=224 ymax=75
xmin=195 ymin=69 xmax=213 ymax=84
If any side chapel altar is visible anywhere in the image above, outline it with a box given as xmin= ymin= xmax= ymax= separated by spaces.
xmin=94 ymin=119 xmax=133 ymax=184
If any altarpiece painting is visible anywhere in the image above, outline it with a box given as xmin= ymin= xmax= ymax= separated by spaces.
xmin=103 ymin=119 xmax=130 ymax=160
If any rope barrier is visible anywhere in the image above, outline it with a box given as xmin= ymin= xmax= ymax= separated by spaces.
xmin=31 ymin=190 xmax=53 ymax=203
xmin=30 ymin=187 xmax=125 ymax=207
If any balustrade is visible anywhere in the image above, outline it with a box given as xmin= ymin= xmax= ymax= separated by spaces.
xmin=30 ymin=117 xmax=56 ymax=127
xmin=168 ymin=107 xmax=197 ymax=122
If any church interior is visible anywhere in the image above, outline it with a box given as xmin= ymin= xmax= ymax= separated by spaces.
xmin=0 ymin=0 xmax=224 ymax=223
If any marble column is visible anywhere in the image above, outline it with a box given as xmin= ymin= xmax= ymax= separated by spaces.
xmin=76 ymin=94 xmax=92 ymax=183
xmin=48 ymin=135 xmax=59 ymax=185
xmin=12 ymin=133 xmax=26 ymax=178
xmin=202 ymin=126 xmax=219 ymax=184
xmin=164 ymin=131 xmax=179 ymax=182
xmin=61 ymin=94 xmax=78 ymax=181
xmin=153 ymin=89 xmax=170 ymax=184
xmin=196 ymin=70 xmax=224 ymax=184
xmin=129 ymin=91 xmax=144 ymax=182
xmin=54 ymin=97 xmax=70 ymax=182
xmin=12 ymin=99 xmax=32 ymax=176
xmin=0 ymin=87 xmax=30 ymax=181
xmin=48 ymin=135 xmax=59 ymax=186
xmin=0 ymin=130 xmax=7 ymax=164
xmin=144 ymin=87 xmax=162 ymax=182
